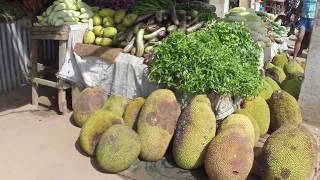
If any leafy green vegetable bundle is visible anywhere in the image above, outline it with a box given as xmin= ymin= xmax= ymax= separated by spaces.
xmin=148 ymin=21 xmax=262 ymax=98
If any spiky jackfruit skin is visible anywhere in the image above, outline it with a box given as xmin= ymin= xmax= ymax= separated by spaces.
xmin=242 ymin=96 xmax=270 ymax=136
xmin=272 ymin=53 xmax=288 ymax=69
xmin=219 ymin=114 xmax=255 ymax=146
xmin=235 ymin=109 xmax=261 ymax=143
xmin=137 ymin=89 xmax=181 ymax=161
xmin=73 ymin=87 xmax=107 ymax=127
xmin=266 ymin=66 xmax=286 ymax=84
xmin=261 ymin=125 xmax=317 ymax=180
xmin=205 ymin=128 xmax=254 ymax=180
xmin=281 ymin=76 xmax=303 ymax=99
xmin=123 ymin=97 xmax=145 ymax=129
xmin=266 ymin=63 xmax=275 ymax=69
xmin=268 ymin=90 xmax=302 ymax=133
xmin=80 ymin=109 xmax=124 ymax=156
xmin=173 ymin=95 xmax=216 ymax=170
xmin=264 ymin=76 xmax=280 ymax=92
xmin=284 ymin=60 xmax=304 ymax=76
xmin=258 ymin=79 xmax=274 ymax=100
xmin=96 ymin=125 xmax=141 ymax=173
xmin=102 ymin=95 xmax=129 ymax=117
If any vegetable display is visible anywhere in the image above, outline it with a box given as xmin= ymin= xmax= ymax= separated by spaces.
xmin=83 ymin=8 xmax=138 ymax=46
xmin=130 ymin=0 xmax=174 ymax=15
xmin=95 ymin=0 xmax=135 ymax=10
xmin=256 ymin=11 xmax=287 ymax=39
xmin=224 ymin=7 xmax=272 ymax=49
xmin=34 ymin=0 xmax=95 ymax=26
xmin=149 ymin=21 xmax=262 ymax=98
xmin=114 ymin=6 xmax=214 ymax=57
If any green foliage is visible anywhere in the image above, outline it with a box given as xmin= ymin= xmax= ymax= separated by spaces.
xmin=148 ymin=21 xmax=262 ymax=98
xmin=131 ymin=0 xmax=174 ymax=15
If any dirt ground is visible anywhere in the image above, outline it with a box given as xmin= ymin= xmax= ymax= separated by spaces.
xmin=0 ymin=86 xmax=124 ymax=180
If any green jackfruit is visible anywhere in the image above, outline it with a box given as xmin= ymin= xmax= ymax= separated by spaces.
xmin=73 ymin=86 xmax=107 ymax=127
xmin=261 ymin=125 xmax=317 ymax=180
xmin=258 ymin=79 xmax=274 ymax=100
xmin=173 ymin=95 xmax=216 ymax=169
xmin=268 ymin=90 xmax=302 ymax=133
xmin=123 ymin=97 xmax=145 ymax=129
xmin=219 ymin=114 xmax=255 ymax=146
xmin=266 ymin=66 xmax=286 ymax=84
xmin=272 ymin=53 xmax=288 ymax=69
xmin=96 ymin=125 xmax=140 ymax=173
xmin=264 ymin=76 xmax=280 ymax=92
xmin=284 ymin=60 xmax=304 ymax=76
xmin=242 ymin=96 xmax=270 ymax=135
xmin=281 ymin=76 xmax=303 ymax=99
xmin=266 ymin=63 xmax=275 ymax=69
xmin=80 ymin=109 xmax=124 ymax=156
xmin=103 ymin=95 xmax=129 ymax=117
xmin=235 ymin=109 xmax=261 ymax=143
xmin=205 ymin=128 xmax=254 ymax=180
xmin=137 ymin=89 xmax=181 ymax=161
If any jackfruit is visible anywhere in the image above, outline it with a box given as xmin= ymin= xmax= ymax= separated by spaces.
xmin=264 ymin=76 xmax=280 ymax=92
xmin=73 ymin=86 xmax=107 ymax=127
xmin=137 ymin=89 xmax=181 ymax=161
xmin=268 ymin=90 xmax=302 ymax=133
xmin=258 ymin=79 xmax=274 ymax=100
xmin=242 ymin=96 xmax=270 ymax=135
xmin=235 ymin=109 xmax=261 ymax=143
xmin=284 ymin=60 xmax=304 ymax=76
xmin=96 ymin=125 xmax=141 ymax=173
xmin=266 ymin=63 xmax=275 ymax=69
xmin=102 ymin=95 xmax=129 ymax=117
xmin=266 ymin=66 xmax=286 ymax=84
xmin=205 ymin=128 xmax=254 ymax=180
xmin=173 ymin=95 xmax=216 ymax=169
xmin=281 ymin=76 xmax=303 ymax=99
xmin=261 ymin=125 xmax=317 ymax=180
xmin=80 ymin=109 xmax=124 ymax=156
xmin=123 ymin=97 xmax=145 ymax=129
xmin=272 ymin=53 xmax=288 ymax=69
xmin=219 ymin=114 xmax=255 ymax=146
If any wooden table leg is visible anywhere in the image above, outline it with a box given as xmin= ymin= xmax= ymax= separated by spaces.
xmin=58 ymin=40 xmax=68 ymax=114
xmin=31 ymin=39 xmax=39 ymax=107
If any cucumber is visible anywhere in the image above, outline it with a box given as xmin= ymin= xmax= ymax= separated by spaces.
xmin=136 ymin=29 xmax=145 ymax=57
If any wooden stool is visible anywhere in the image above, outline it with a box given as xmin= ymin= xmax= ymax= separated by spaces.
xmin=30 ymin=26 xmax=70 ymax=114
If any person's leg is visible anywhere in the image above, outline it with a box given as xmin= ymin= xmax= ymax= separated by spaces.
xmin=293 ymin=18 xmax=307 ymax=59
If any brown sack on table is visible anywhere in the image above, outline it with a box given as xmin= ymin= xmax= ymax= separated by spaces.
xmin=73 ymin=43 xmax=123 ymax=64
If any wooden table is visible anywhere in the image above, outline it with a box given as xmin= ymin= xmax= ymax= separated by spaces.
xmin=30 ymin=26 xmax=70 ymax=114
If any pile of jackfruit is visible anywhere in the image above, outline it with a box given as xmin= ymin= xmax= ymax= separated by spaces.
xmin=71 ymin=58 xmax=316 ymax=179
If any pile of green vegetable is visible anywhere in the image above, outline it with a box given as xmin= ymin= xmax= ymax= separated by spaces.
xmin=114 ymin=8 xmax=206 ymax=57
xmin=34 ymin=0 xmax=95 ymax=26
xmin=256 ymin=11 xmax=287 ymax=38
xmin=83 ymin=8 xmax=138 ymax=46
xmin=149 ymin=21 xmax=262 ymax=98
xmin=224 ymin=7 xmax=272 ymax=48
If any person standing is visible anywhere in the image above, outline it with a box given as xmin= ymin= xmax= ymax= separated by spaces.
xmin=292 ymin=0 xmax=317 ymax=60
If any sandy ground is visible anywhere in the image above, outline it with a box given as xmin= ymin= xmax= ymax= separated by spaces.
xmin=0 ymin=86 xmax=124 ymax=180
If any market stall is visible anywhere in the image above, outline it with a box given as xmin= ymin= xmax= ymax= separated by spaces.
xmin=2 ymin=0 xmax=317 ymax=179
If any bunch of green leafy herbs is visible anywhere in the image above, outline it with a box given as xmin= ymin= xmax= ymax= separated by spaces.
xmin=148 ymin=21 xmax=262 ymax=98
